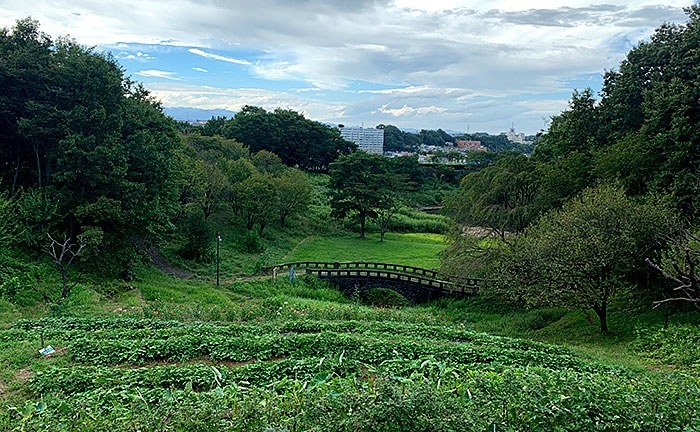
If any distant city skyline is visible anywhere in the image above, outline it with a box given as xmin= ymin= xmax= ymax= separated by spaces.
xmin=0 ymin=0 xmax=693 ymax=134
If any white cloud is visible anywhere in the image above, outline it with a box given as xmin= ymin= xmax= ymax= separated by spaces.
xmin=188 ymin=48 xmax=251 ymax=65
xmin=0 ymin=0 xmax=692 ymax=132
xmin=145 ymin=82 xmax=345 ymax=120
xmin=134 ymin=70 xmax=181 ymax=80
xmin=192 ymin=67 xmax=208 ymax=72
xmin=379 ymin=104 xmax=448 ymax=116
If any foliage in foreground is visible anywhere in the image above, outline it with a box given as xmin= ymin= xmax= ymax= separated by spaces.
xmin=2 ymin=316 xmax=699 ymax=431
xmin=491 ymin=184 xmax=676 ymax=332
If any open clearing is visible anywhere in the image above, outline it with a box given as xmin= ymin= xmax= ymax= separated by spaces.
xmin=284 ymin=233 xmax=446 ymax=269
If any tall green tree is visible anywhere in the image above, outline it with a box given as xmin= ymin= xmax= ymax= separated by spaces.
xmin=232 ymin=174 xmax=277 ymax=236
xmin=251 ymin=150 xmax=285 ymax=176
xmin=329 ymin=152 xmax=388 ymax=237
xmin=224 ymin=106 xmax=355 ymax=171
xmin=0 ymin=19 xmax=179 ymax=276
xmin=492 ymin=185 xmax=676 ymax=332
xmin=532 ymin=88 xmax=600 ymax=162
xmin=274 ymin=170 xmax=312 ymax=228
xmin=444 ymin=154 xmax=540 ymax=241
xmin=594 ymin=6 xmax=700 ymax=218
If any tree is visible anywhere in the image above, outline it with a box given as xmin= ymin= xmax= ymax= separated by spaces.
xmin=184 ymin=134 xmax=248 ymax=162
xmin=444 ymin=154 xmax=540 ymax=241
xmin=0 ymin=19 xmax=179 ymax=277
xmin=224 ymin=106 xmax=355 ymax=171
xmin=38 ymin=233 xmax=85 ymax=305
xmin=200 ymin=116 xmax=228 ymax=137
xmin=178 ymin=206 xmax=213 ymax=262
xmin=592 ymin=6 xmax=700 ymax=219
xmin=492 ymin=185 xmax=676 ymax=332
xmin=274 ymin=170 xmax=311 ymax=228
xmin=251 ymin=150 xmax=285 ymax=176
xmin=232 ymin=174 xmax=277 ymax=236
xmin=532 ymin=88 xmax=600 ymax=162
xmin=646 ymin=230 xmax=700 ymax=311
xmin=329 ymin=152 xmax=387 ymax=237
xmin=389 ymin=156 xmax=423 ymax=188
xmin=0 ymin=191 xmax=15 ymax=247
xmin=225 ymin=158 xmax=258 ymax=184
xmin=14 ymin=187 xmax=62 ymax=253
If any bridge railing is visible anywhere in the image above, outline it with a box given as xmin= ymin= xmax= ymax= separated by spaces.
xmin=264 ymin=261 xmax=444 ymax=278
xmin=305 ymin=268 xmax=478 ymax=296
xmin=264 ymin=261 xmax=483 ymax=294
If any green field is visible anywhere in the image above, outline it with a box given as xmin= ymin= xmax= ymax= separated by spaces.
xmin=2 ymin=272 xmax=699 ymax=431
xmin=2 ymin=230 xmax=699 ymax=431
xmin=284 ymin=233 xmax=447 ymax=269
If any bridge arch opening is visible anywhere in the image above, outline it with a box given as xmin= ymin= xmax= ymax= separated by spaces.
xmin=359 ymin=287 xmax=410 ymax=307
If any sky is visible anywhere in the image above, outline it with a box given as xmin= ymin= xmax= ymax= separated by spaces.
xmin=0 ymin=1 xmax=694 ymax=134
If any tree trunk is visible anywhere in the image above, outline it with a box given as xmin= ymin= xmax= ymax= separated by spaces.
xmin=33 ymin=139 xmax=42 ymax=188
xmin=60 ymin=268 xmax=69 ymax=303
xmin=359 ymin=215 xmax=365 ymax=238
xmin=592 ymin=304 xmax=608 ymax=333
xmin=280 ymin=213 xmax=286 ymax=228
xmin=11 ymin=151 xmax=20 ymax=197
xmin=380 ymin=228 xmax=385 ymax=242
xmin=259 ymin=222 xmax=266 ymax=237
xmin=246 ymin=213 xmax=254 ymax=230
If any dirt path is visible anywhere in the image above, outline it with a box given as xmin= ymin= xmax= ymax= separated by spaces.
xmin=220 ymin=275 xmax=271 ymax=284
xmin=142 ymin=244 xmax=193 ymax=279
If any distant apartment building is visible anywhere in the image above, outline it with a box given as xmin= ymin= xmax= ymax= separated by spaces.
xmin=455 ymin=140 xmax=487 ymax=152
xmin=339 ymin=126 xmax=384 ymax=155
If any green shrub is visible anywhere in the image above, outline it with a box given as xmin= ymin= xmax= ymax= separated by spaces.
xmin=238 ymin=230 xmax=262 ymax=253
xmin=636 ymin=324 xmax=700 ymax=367
xmin=360 ymin=288 xmax=410 ymax=307
xmin=178 ymin=207 xmax=214 ymax=262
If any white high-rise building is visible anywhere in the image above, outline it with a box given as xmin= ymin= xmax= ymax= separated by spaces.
xmin=339 ymin=127 xmax=384 ymax=155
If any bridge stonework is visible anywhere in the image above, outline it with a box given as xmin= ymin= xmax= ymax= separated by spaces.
xmin=320 ymin=275 xmax=450 ymax=304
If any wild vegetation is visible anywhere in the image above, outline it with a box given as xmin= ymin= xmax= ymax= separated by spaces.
xmin=1 ymin=9 xmax=700 ymax=432
xmin=444 ymin=6 xmax=700 ymax=333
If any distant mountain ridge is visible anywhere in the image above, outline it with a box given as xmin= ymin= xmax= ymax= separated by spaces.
xmin=163 ymin=107 xmax=237 ymax=121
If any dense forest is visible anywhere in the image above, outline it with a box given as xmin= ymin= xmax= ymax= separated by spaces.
xmin=444 ymin=6 xmax=700 ymax=331
xmin=0 ymin=18 xmax=359 ymax=281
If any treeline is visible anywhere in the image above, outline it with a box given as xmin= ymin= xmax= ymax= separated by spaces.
xmin=182 ymin=106 xmax=355 ymax=171
xmin=0 ymin=19 xmax=331 ymax=278
xmin=444 ymin=7 xmax=700 ymax=331
xmin=379 ymin=124 xmax=530 ymax=154
xmin=379 ymin=125 xmax=452 ymax=152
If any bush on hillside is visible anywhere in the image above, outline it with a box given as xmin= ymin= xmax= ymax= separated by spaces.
xmin=360 ymin=288 xmax=411 ymax=307
xmin=237 ymin=230 xmax=262 ymax=254
xmin=636 ymin=324 xmax=700 ymax=367
xmin=177 ymin=207 xmax=213 ymax=262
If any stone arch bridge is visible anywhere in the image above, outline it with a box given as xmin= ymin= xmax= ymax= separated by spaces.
xmin=266 ymin=261 xmax=482 ymax=304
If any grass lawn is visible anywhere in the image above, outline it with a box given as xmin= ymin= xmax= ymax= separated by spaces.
xmin=283 ymin=232 xmax=447 ymax=269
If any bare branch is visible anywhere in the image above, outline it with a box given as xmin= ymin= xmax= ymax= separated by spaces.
xmin=42 ymin=233 xmax=85 ymax=304
xmin=652 ymin=297 xmax=700 ymax=308
xmin=30 ymin=285 xmax=57 ymax=305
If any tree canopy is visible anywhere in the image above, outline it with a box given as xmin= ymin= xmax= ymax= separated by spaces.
xmin=492 ymin=185 xmax=676 ymax=332
xmin=0 ymin=18 xmax=179 ymax=276
xmin=222 ymin=106 xmax=356 ymax=171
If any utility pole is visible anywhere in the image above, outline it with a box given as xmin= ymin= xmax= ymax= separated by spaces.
xmin=216 ymin=234 xmax=221 ymax=287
